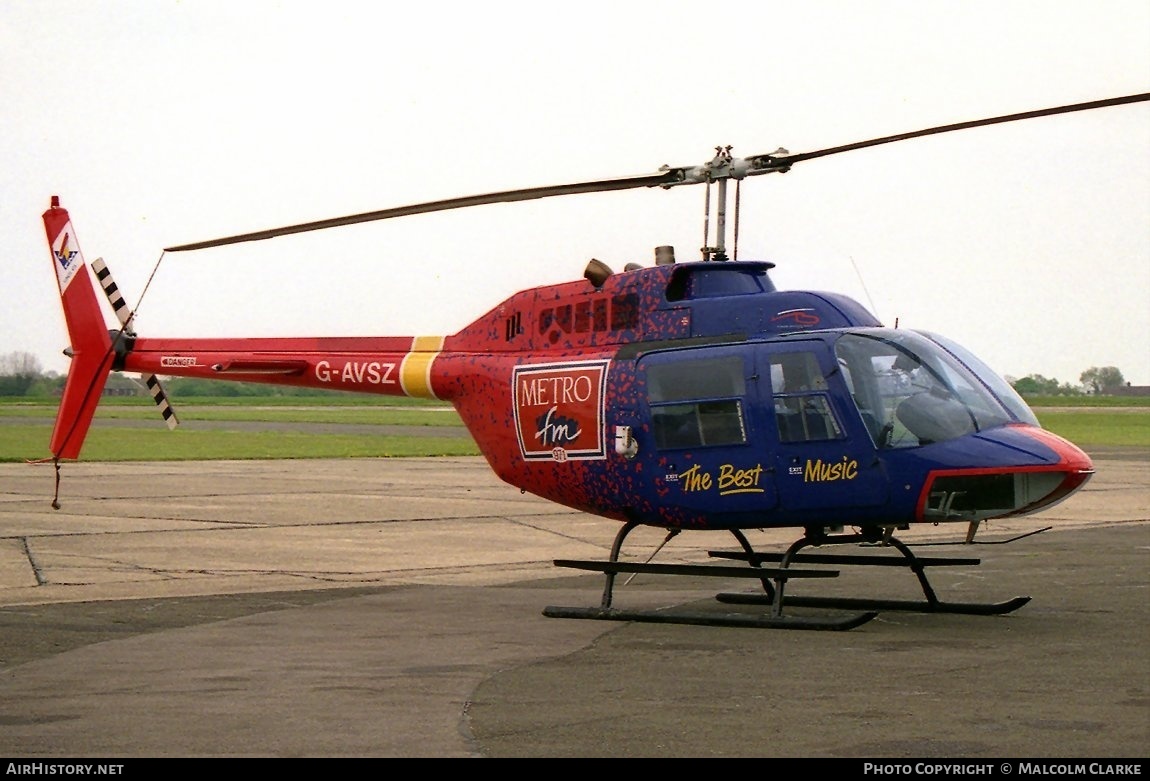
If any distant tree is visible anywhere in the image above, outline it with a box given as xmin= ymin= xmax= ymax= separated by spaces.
xmin=1012 ymin=374 xmax=1062 ymax=396
xmin=27 ymin=375 xmax=66 ymax=396
xmin=1079 ymin=366 xmax=1125 ymax=395
xmin=164 ymin=377 xmax=252 ymax=397
xmin=0 ymin=351 xmax=42 ymax=376
xmin=0 ymin=351 xmax=44 ymax=396
xmin=162 ymin=376 xmax=356 ymax=398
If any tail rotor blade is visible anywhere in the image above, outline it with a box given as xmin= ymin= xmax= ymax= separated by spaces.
xmin=145 ymin=374 xmax=179 ymax=431
xmin=90 ymin=257 xmax=133 ymax=329
xmin=89 ymin=257 xmax=180 ymax=430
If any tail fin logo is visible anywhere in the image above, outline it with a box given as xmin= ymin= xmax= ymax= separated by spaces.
xmin=52 ymin=227 xmax=82 ymax=291
xmin=54 ymin=231 xmax=78 ymax=268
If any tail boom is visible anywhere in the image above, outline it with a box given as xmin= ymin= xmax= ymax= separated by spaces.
xmin=117 ymin=335 xmax=447 ymax=400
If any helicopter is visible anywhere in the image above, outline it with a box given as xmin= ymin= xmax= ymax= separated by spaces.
xmin=39 ymin=92 xmax=1148 ymax=630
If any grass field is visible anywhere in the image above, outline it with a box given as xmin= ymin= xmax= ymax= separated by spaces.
xmin=1 ymin=394 xmax=1146 ymax=462
xmin=0 ymin=395 xmax=478 ymax=461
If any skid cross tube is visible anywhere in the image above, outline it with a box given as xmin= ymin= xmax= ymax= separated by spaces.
xmin=543 ymin=521 xmax=878 ymax=630
xmin=711 ymin=530 xmax=1031 ymax=615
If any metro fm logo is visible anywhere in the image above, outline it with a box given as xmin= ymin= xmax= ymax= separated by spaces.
xmin=513 ymin=359 xmax=609 ymax=461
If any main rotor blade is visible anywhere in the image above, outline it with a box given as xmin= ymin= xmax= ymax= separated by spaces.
xmin=166 ymin=92 xmax=1149 ymax=252
xmin=164 ymin=171 xmax=680 ymax=252
xmin=753 ymin=92 xmax=1150 ymax=171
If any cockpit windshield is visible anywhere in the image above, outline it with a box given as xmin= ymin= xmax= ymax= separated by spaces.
xmin=834 ymin=329 xmax=1028 ymax=449
xmin=919 ymin=330 xmax=1040 ymax=426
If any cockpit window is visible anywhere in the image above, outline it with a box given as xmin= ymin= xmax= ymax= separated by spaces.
xmin=835 ymin=330 xmax=1015 ymax=449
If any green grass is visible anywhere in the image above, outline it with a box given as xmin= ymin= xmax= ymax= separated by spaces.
xmin=0 ymin=396 xmax=479 ymax=461
xmin=1022 ymin=394 xmax=1150 ymax=408
xmin=0 ymin=394 xmax=451 ymax=409
xmin=0 ymin=394 xmax=464 ymax=427
xmin=3 ymin=426 xmax=480 ymax=461
xmin=0 ymin=403 xmax=464 ymax=427
xmin=3 ymin=394 xmax=1147 ymax=463
xmin=2 ymin=426 xmax=479 ymax=461
xmin=1032 ymin=409 xmax=1150 ymax=447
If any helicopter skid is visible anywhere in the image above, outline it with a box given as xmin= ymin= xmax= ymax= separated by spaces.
xmin=543 ymin=522 xmax=1034 ymax=629
xmin=542 ymin=604 xmax=877 ymax=631
xmin=550 ymin=559 xmax=838 ymax=582
xmin=713 ymin=592 xmax=1031 ymax=616
xmin=709 ymin=534 xmax=1031 ymax=616
xmin=544 ymin=557 xmax=875 ymax=631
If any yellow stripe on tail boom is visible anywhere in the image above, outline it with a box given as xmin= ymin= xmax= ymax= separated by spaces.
xmin=399 ymin=336 xmax=444 ymax=399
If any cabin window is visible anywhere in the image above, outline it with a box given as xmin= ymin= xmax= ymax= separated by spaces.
xmin=769 ymin=351 xmax=842 ymax=443
xmin=648 ymin=356 xmax=747 ymax=449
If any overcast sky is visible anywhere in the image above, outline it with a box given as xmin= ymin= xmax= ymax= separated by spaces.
xmin=3 ymin=1 xmax=1148 ymax=388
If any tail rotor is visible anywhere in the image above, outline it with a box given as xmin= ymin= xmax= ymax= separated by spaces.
xmin=90 ymin=256 xmax=179 ymax=430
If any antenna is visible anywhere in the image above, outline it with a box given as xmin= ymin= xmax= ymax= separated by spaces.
xmin=848 ymin=255 xmax=880 ymax=319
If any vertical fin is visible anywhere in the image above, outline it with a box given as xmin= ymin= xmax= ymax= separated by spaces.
xmin=43 ymin=197 xmax=113 ymax=460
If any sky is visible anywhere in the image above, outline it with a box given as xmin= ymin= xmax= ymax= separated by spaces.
xmin=3 ymin=1 xmax=1149 ymax=388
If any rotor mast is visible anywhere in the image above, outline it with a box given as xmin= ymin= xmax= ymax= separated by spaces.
xmin=659 ymin=145 xmax=793 ymax=261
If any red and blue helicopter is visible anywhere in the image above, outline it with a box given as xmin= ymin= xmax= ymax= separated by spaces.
xmin=40 ymin=93 xmax=1147 ymax=630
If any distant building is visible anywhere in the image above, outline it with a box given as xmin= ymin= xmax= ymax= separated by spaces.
xmin=1111 ymin=384 xmax=1150 ymax=398
xmin=103 ymin=373 xmax=146 ymax=397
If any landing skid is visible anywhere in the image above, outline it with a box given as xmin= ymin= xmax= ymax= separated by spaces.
xmin=542 ymin=604 xmax=877 ymax=631
xmin=543 ymin=521 xmax=878 ymax=630
xmin=715 ymin=593 xmax=1030 ymax=615
xmin=711 ymin=530 xmax=1031 ymax=616
xmin=543 ymin=523 xmax=1031 ymax=630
